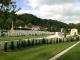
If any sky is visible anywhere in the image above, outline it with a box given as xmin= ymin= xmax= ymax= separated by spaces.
xmin=16 ymin=0 xmax=80 ymax=24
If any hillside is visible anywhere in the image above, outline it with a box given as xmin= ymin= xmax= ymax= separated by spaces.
xmin=16 ymin=14 xmax=68 ymax=31
xmin=0 ymin=13 xmax=68 ymax=32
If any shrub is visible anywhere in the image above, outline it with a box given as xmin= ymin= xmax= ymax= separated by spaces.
xmin=42 ymin=39 xmax=46 ymax=44
xmin=10 ymin=41 xmax=15 ymax=50
xmin=21 ymin=40 xmax=26 ymax=48
xmin=66 ymin=38 xmax=70 ymax=42
xmin=4 ymin=42 xmax=8 ymax=52
xmin=76 ymin=36 xmax=79 ymax=41
xmin=38 ymin=40 xmax=41 ymax=45
xmin=35 ymin=40 xmax=38 ymax=45
xmin=50 ymin=39 xmax=53 ymax=44
xmin=31 ymin=39 xmax=35 ymax=46
xmin=27 ymin=40 xmax=31 ymax=47
xmin=71 ymin=37 xmax=74 ymax=42
xmin=17 ymin=40 xmax=21 ymax=49
xmin=59 ymin=38 xmax=62 ymax=43
xmin=46 ymin=39 xmax=49 ymax=44
xmin=56 ymin=38 xmax=58 ymax=44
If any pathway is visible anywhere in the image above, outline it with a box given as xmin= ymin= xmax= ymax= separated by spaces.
xmin=49 ymin=41 xmax=80 ymax=60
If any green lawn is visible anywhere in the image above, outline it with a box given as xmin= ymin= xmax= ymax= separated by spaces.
xmin=0 ymin=34 xmax=48 ymax=41
xmin=57 ymin=41 xmax=80 ymax=60
xmin=0 ymin=42 xmax=76 ymax=60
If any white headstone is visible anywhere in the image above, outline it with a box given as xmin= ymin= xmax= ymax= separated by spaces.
xmin=61 ymin=28 xmax=64 ymax=32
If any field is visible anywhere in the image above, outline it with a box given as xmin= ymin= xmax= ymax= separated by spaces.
xmin=0 ymin=34 xmax=48 ymax=41
xmin=0 ymin=42 xmax=76 ymax=60
xmin=57 ymin=42 xmax=80 ymax=60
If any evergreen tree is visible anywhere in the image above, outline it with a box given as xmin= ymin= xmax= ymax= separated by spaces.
xmin=0 ymin=0 xmax=20 ymax=33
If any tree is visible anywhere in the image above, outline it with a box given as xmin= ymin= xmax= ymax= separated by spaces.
xmin=15 ymin=20 xmax=25 ymax=28
xmin=64 ymin=29 xmax=67 ymax=38
xmin=27 ymin=23 xmax=32 ymax=28
xmin=0 ymin=0 xmax=20 ymax=33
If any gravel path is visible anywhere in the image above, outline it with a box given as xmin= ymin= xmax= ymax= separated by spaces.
xmin=49 ymin=41 xmax=80 ymax=60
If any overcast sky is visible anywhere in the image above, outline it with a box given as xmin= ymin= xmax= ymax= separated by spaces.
xmin=16 ymin=0 xmax=80 ymax=23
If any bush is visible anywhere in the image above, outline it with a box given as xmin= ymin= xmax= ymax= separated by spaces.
xmin=21 ymin=40 xmax=26 ymax=48
xmin=31 ymin=39 xmax=35 ymax=46
xmin=66 ymin=38 xmax=70 ymax=42
xmin=50 ymin=39 xmax=53 ymax=44
xmin=17 ymin=40 xmax=21 ymax=49
xmin=42 ymin=39 xmax=46 ymax=44
xmin=38 ymin=40 xmax=41 ymax=45
xmin=4 ymin=42 xmax=8 ymax=52
xmin=59 ymin=38 xmax=62 ymax=43
xmin=71 ymin=37 xmax=74 ymax=42
xmin=35 ymin=40 xmax=38 ymax=45
xmin=56 ymin=38 xmax=58 ymax=43
xmin=46 ymin=39 xmax=49 ymax=44
xmin=27 ymin=40 xmax=31 ymax=47
xmin=76 ymin=36 xmax=79 ymax=41
xmin=10 ymin=41 xmax=15 ymax=50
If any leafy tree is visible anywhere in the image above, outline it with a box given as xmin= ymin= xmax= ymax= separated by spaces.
xmin=27 ymin=23 xmax=32 ymax=28
xmin=0 ymin=0 xmax=20 ymax=33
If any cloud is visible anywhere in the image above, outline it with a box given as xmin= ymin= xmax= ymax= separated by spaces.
xmin=16 ymin=0 xmax=80 ymax=23
xmin=28 ymin=0 xmax=80 ymax=6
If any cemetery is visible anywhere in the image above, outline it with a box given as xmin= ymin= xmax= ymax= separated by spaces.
xmin=0 ymin=42 xmax=76 ymax=60
xmin=0 ymin=0 xmax=80 ymax=60
xmin=0 ymin=28 xmax=79 ymax=51
xmin=0 ymin=28 xmax=80 ymax=60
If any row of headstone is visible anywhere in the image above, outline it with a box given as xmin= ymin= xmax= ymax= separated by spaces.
xmin=0 ymin=36 xmax=80 ymax=51
xmin=5 ymin=30 xmax=54 ymax=36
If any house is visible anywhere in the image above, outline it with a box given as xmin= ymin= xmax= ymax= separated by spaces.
xmin=31 ymin=25 xmax=40 ymax=31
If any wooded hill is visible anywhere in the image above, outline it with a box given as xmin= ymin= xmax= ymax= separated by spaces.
xmin=0 ymin=13 xmax=68 ymax=31
xmin=15 ymin=14 xmax=68 ymax=31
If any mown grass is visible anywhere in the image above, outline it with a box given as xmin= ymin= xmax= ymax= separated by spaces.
xmin=0 ymin=34 xmax=48 ymax=41
xmin=0 ymin=42 xmax=76 ymax=60
xmin=57 ymin=41 xmax=80 ymax=60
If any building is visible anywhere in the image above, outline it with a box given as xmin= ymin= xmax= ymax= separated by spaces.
xmin=70 ymin=28 xmax=78 ymax=36
xmin=31 ymin=25 xmax=40 ymax=31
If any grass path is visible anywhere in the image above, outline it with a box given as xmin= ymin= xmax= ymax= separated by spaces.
xmin=0 ymin=42 xmax=76 ymax=60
